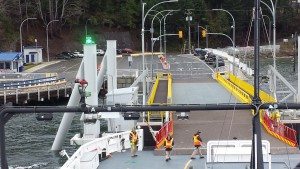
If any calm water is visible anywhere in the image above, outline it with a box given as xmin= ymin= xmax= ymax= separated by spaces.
xmin=3 ymin=57 xmax=298 ymax=168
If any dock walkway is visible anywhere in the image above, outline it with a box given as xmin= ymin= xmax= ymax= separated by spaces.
xmin=153 ymin=80 xmax=168 ymax=104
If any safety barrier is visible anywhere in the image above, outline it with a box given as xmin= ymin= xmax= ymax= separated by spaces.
xmin=228 ymin=73 xmax=277 ymax=103
xmin=155 ymin=120 xmax=174 ymax=148
xmin=215 ymin=73 xmax=252 ymax=103
xmin=216 ymin=72 xmax=298 ymax=147
xmin=261 ymin=110 xmax=298 ymax=147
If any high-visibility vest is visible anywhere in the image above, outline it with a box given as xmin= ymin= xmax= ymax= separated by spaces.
xmin=165 ymin=138 xmax=173 ymax=149
xmin=193 ymin=135 xmax=201 ymax=146
xmin=130 ymin=132 xmax=138 ymax=144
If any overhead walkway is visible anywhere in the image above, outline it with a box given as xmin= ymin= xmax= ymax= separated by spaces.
xmin=215 ymin=72 xmax=298 ymax=147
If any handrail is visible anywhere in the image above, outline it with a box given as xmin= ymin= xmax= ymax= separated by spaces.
xmin=155 ymin=120 xmax=173 ymax=148
xmin=0 ymin=76 xmax=60 ymax=89
xmin=0 ymin=76 xmax=57 ymax=84
xmin=147 ymin=75 xmax=160 ymax=105
xmin=228 ymin=73 xmax=277 ymax=103
xmin=167 ymin=73 xmax=172 ymax=104
xmin=215 ymin=73 xmax=252 ymax=103
xmin=216 ymin=72 xmax=298 ymax=147
xmin=62 ymin=129 xmax=144 ymax=169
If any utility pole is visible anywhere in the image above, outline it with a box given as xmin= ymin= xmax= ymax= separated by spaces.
xmin=206 ymin=25 xmax=208 ymax=48
xmin=185 ymin=10 xmax=192 ymax=54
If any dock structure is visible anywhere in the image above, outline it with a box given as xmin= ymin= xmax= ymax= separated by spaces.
xmin=0 ymin=77 xmax=72 ymax=105
xmin=146 ymin=54 xmax=299 ymax=155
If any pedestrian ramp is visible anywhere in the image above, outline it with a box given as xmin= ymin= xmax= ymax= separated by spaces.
xmin=147 ymin=73 xmax=172 ymax=122
xmin=138 ymin=73 xmax=174 ymax=149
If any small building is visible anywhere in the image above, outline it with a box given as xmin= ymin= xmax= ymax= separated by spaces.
xmin=23 ymin=46 xmax=43 ymax=64
xmin=0 ymin=52 xmax=23 ymax=72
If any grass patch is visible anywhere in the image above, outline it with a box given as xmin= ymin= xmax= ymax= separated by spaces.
xmin=24 ymin=63 xmax=41 ymax=70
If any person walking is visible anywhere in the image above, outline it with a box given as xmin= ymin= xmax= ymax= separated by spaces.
xmin=164 ymin=134 xmax=174 ymax=161
xmin=191 ymin=131 xmax=204 ymax=159
xmin=129 ymin=128 xmax=139 ymax=157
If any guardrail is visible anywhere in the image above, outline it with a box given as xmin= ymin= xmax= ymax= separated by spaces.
xmin=155 ymin=120 xmax=173 ymax=148
xmin=61 ymin=129 xmax=144 ymax=169
xmin=147 ymin=75 xmax=160 ymax=105
xmin=216 ymin=72 xmax=298 ymax=147
xmin=228 ymin=73 xmax=277 ymax=103
xmin=0 ymin=76 xmax=60 ymax=89
xmin=215 ymin=73 xmax=252 ymax=103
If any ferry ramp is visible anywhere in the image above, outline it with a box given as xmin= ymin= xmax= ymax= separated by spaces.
xmin=153 ymin=78 xmax=168 ymax=104
xmin=214 ymin=73 xmax=299 ymax=151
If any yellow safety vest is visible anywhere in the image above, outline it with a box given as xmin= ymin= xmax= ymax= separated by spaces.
xmin=165 ymin=138 xmax=173 ymax=149
xmin=193 ymin=135 xmax=201 ymax=146
xmin=130 ymin=132 xmax=138 ymax=144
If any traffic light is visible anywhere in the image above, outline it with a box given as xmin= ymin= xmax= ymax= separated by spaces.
xmin=201 ymin=30 xmax=206 ymax=38
xmin=178 ymin=31 xmax=183 ymax=38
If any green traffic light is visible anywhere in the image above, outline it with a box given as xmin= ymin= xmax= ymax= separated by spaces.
xmin=85 ymin=36 xmax=94 ymax=44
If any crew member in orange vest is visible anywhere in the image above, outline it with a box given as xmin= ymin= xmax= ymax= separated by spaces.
xmin=129 ymin=128 xmax=139 ymax=157
xmin=191 ymin=130 xmax=204 ymax=159
xmin=164 ymin=134 xmax=174 ymax=161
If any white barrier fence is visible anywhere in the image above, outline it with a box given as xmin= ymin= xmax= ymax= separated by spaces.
xmin=209 ymin=49 xmax=254 ymax=76
xmin=61 ymin=129 xmax=144 ymax=169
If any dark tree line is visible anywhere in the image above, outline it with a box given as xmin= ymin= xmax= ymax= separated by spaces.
xmin=0 ymin=0 xmax=298 ymax=49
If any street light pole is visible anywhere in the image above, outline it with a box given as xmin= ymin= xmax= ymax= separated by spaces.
xmin=150 ymin=10 xmax=169 ymax=79
xmin=141 ymin=0 xmax=178 ymax=105
xmin=19 ymin=18 xmax=37 ymax=52
xmin=85 ymin=19 xmax=91 ymax=38
xmin=207 ymin=32 xmax=234 ymax=73
xmin=163 ymin=11 xmax=175 ymax=56
xmin=185 ymin=10 xmax=193 ymax=54
xmin=212 ymin=9 xmax=236 ymax=73
xmin=206 ymin=25 xmax=208 ymax=48
xmin=261 ymin=0 xmax=277 ymax=69
xmin=261 ymin=0 xmax=278 ymax=99
xmin=47 ymin=20 xmax=59 ymax=62
xmin=262 ymin=15 xmax=271 ymax=45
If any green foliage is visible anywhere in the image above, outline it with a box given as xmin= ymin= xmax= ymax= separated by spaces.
xmin=0 ymin=0 xmax=299 ymax=50
xmin=0 ymin=11 xmax=17 ymax=48
xmin=209 ymin=13 xmax=230 ymax=34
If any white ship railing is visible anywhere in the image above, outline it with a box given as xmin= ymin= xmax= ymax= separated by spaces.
xmin=61 ymin=129 xmax=144 ymax=169
xmin=207 ymin=140 xmax=271 ymax=167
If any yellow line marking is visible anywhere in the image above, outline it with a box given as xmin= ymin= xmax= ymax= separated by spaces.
xmin=183 ymin=159 xmax=192 ymax=169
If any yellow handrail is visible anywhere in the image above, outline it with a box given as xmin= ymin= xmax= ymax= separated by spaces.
xmin=147 ymin=76 xmax=160 ymax=105
xmin=167 ymin=73 xmax=173 ymax=104
xmin=228 ymin=73 xmax=277 ymax=103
